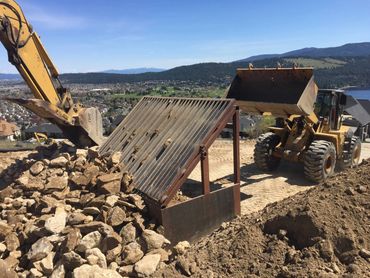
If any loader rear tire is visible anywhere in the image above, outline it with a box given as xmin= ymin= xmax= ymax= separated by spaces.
xmin=304 ymin=140 xmax=336 ymax=183
xmin=254 ymin=132 xmax=281 ymax=171
xmin=337 ymin=136 xmax=361 ymax=170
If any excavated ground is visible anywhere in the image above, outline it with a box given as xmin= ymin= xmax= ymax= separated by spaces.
xmin=188 ymin=139 xmax=370 ymax=215
xmin=1 ymin=140 xmax=369 ymax=277
xmin=155 ymin=160 xmax=370 ymax=277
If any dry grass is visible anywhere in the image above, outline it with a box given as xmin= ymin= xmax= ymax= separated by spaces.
xmin=284 ymin=58 xmax=347 ymax=69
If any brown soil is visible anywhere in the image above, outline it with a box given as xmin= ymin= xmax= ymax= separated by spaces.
xmin=189 ymin=139 xmax=370 ymax=215
xmin=155 ymin=160 xmax=370 ymax=277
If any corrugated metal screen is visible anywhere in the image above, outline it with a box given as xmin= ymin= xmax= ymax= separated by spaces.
xmin=99 ymin=96 xmax=235 ymax=203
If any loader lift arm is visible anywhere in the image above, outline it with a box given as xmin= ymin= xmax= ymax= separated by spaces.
xmin=0 ymin=0 xmax=104 ymax=147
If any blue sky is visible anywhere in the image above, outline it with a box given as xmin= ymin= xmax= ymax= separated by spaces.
xmin=1 ymin=0 xmax=370 ymax=73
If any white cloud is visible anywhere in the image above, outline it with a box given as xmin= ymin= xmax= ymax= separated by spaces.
xmin=21 ymin=3 xmax=87 ymax=30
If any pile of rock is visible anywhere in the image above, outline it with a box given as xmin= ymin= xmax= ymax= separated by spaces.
xmin=0 ymin=141 xmax=181 ymax=277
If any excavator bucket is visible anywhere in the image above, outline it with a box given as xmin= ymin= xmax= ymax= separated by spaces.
xmin=226 ymin=68 xmax=318 ymax=117
xmin=6 ymin=98 xmax=104 ymax=147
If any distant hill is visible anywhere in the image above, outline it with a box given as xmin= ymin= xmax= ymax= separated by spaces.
xmin=2 ymin=42 xmax=369 ymax=89
xmin=0 ymin=73 xmax=21 ymax=80
xmin=102 ymin=68 xmax=166 ymax=74
xmin=237 ymin=42 xmax=370 ymax=62
xmin=60 ymin=56 xmax=370 ymax=89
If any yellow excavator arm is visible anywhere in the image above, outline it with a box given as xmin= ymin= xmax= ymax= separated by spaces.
xmin=0 ymin=0 xmax=104 ymax=147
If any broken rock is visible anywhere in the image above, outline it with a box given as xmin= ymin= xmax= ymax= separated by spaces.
xmin=174 ymin=241 xmax=191 ymax=255
xmin=86 ymin=248 xmax=107 ymax=268
xmin=107 ymin=206 xmax=126 ymax=227
xmin=0 ymin=243 xmax=6 ymax=254
xmin=0 ymin=221 xmax=12 ymax=240
xmin=76 ymin=231 xmax=102 ymax=253
xmin=44 ymin=176 xmax=68 ymax=192
xmin=109 ymin=152 xmax=122 ymax=167
xmin=97 ymin=173 xmax=122 ymax=185
xmin=0 ymin=259 xmax=17 ymax=278
xmin=29 ymin=268 xmax=43 ymax=278
xmin=67 ymin=212 xmax=87 ymax=225
xmin=100 ymin=181 xmax=121 ymax=194
xmin=359 ymin=248 xmax=370 ymax=259
xmin=83 ymin=207 xmax=101 ymax=216
xmin=45 ymin=206 xmax=68 ymax=234
xmin=106 ymin=245 xmax=123 ymax=264
xmin=62 ymin=251 xmax=87 ymax=270
xmin=30 ymin=161 xmax=44 ymax=176
xmin=120 ymin=223 xmax=137 ymax=244
xmin=73 ymin=264 xmax=121 ymax=278
xmin=87 ymin=146 xmax=100 ymax=160
xmin=105 ymin=195 xmax=119 ymax=207
xmin=38 ymin=252 xmax=54 ymax=275
xmin=76 ymin=221 xmax=113 ymax=235
xmin=142 ymin=229 xmax=170 ymax=251
xmin=101 ymin=231 xmax=122 ymax=254
xmin=5 ymin=232 xmax=20 ymax=252
xmin=69 ymin=173 xmax=90 ymax=188
xmin=134 ymin=254 xmax=161 ymax=277
xmin=61 ymin=229 xmax=81 ymax=253
xmin=122 ymin=242 xmax=144 ymax=265
xmin=49 ymin=156 xmax=69 ymax=168
xmin=27 ymin=238 xmax=53 ymax=262
xmin=50 ymin=261 xmax=65 ymax=278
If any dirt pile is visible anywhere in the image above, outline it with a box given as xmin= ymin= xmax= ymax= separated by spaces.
xmin=0 ymin=141 xmax=174 ymax=277
xmin=155 ymin=161 xmax=370 ymax=278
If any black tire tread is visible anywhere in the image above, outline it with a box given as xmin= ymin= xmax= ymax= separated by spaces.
xmin=254 ymin=132 xmax=281 ymax=171
xmin=304 ymin=140 xmax=336 ymax=183
xmin=337 ymin=136 xmax=361 ymax=170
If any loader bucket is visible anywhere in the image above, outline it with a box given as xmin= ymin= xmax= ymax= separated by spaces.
xmin=226 ymin=68 xmax=318 ymax=117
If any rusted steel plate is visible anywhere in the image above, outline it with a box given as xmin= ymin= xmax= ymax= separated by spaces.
xmin=99 ymin=96 xmax=235 ymax=204
xmin=161 ymin=186 xmax=237 ymax=243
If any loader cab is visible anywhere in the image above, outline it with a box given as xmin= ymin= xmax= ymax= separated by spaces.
xmin=314 ymin=89 xmax=346 ymax=130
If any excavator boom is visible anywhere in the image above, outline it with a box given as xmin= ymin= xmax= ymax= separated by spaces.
xmin=0 ymin=0 xmax=104 ymax=147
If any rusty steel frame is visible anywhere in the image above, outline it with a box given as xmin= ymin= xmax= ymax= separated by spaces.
xmin=100 ymin=96 xmax=241 ymax=243
xmin=149 ymin=105 xmax=240 ymax=243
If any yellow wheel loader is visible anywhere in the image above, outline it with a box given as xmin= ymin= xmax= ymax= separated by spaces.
xmin=0 ymin=0 xmax=104 ymax=147
xmin=227 ymin=67 xmax=361 ymax=182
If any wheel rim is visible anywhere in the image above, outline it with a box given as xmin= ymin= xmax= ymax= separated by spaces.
xmin=324 ymin=155 xmax=333 ymax=174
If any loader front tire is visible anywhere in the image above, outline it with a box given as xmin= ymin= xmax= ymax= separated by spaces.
xmin=337 ymin=136 xmax=361 ymax=170
xmin=254 ymin=132 xmax=281 ymax=171
xmin=304 ymin=140 xmax=336 ymax=183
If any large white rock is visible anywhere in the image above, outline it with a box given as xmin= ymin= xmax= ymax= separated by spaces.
xmin=174 ymin=241 xmax=191 ymax=255
xmin=50 ymin=156 xmax=69 ymax=168
xmin=73 ymin=264 xmax=121 ymax=278
xmin=142 ymin=229 xmax=170 ymax=250
xmin=45 ymin=207 xmax=68 ymax=234
xmin=39 ymin=252 xmax=54 ymax=275
xmin=122 ymin=242 xmax=144 ymax=265
xmin=86 ymin=248 xmax=107 ymax=269
xmin=50 ymin=262 xmax=65 ymax=278
xmin=134 ymin=254 xmax=161 ymax=277
xmin=76 ymin=231 xmax=102 ymax=253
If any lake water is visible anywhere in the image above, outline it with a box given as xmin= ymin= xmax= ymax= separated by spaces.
xmin=346 ymin=89 xmax=370 ymax=100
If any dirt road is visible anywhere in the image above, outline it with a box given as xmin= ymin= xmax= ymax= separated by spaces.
xmin=188 ymin=138 xmax=370 ymax=215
